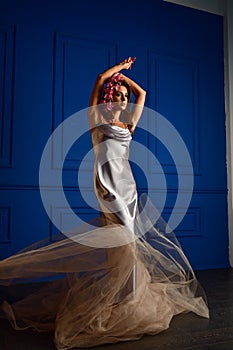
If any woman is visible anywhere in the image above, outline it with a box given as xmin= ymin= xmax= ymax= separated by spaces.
xmin=88 ymin=57 xmax=146 ymax=230
xmin=87 ymin=57 xmax=146 ymax=305
xmin=0 ymin=58 xmax=209 ymax=350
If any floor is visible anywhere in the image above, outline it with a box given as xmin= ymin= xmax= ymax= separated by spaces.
xmin=0 ymin=268 xmax=233 ymax=350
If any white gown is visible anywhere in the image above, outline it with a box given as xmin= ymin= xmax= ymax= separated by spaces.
xmin=0 ymin=123 xmax=209 ymax=349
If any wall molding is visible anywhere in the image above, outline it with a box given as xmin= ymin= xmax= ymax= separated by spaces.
xmin=49 ymin=205 xmax=96 ymax=241
xmin=0 ymin=24 xmax=15 ymax=168
xmin=0 ymin=207 xmax=11 ymax=243
xmin=0 ymin=184 xmax=228 ymax=194
xmin=162 ymin=206 xmax=202 ymax=237
xmin=52 ymin=32 xmax=116 ymax=171
xmin=148 ymin=50 xmax=200 ymax=175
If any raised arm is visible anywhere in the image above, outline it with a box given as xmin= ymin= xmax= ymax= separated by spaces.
xmin=89 ymin=58 xmax=135 ymax=107
xmin=88 ymin=57 xmax=146 ymax=132
xmin=118 ymin=72 xmax=146 ymax=133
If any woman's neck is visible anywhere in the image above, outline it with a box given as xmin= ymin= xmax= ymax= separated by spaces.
xmin=110 ymin=110 xmax=121 ymax=122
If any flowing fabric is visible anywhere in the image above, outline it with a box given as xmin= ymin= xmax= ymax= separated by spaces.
xmin=0 ymin=124 xmax=209 ymax=349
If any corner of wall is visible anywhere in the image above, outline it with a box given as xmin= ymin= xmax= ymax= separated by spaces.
xmin=224 ymin=0 xmax=233 ymax=267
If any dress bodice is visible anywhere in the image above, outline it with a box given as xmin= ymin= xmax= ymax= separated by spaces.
xmin=91 ymin=123 xmax=137 ymax=228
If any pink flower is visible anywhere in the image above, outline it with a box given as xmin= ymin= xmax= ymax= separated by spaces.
xmin=100 ymin=71 xmax=125 ymax=108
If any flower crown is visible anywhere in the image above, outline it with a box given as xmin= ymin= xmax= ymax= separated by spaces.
xmin=100 ymin=73 xmax=124 ymax=111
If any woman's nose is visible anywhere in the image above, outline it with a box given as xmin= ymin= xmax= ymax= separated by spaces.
xmin=121 ymin=95 xmax=126 ymax=101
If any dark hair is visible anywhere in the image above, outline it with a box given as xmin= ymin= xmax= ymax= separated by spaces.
xmin=119 ymin=81 xmax=132 ymax=124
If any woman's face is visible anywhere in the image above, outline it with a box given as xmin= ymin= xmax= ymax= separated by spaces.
xmin=112 ymin=86 xmax=128 ymax=110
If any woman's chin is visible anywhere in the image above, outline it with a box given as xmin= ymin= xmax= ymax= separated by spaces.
xmin=119 ymin=103 xmax=127 ymax=110
xmin=113 ymin=104 xmax=126 ymax=111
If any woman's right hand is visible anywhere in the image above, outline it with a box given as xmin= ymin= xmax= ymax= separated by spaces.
xmin=119 ymin=57 xmax=136 ymax=70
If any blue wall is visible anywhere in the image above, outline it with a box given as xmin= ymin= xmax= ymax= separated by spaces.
xmin=0 ymin=0 xmax=229 ymax=269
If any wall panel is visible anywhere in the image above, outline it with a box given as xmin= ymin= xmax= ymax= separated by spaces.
xmin=0 ymin=24 xmax=15 ymax=167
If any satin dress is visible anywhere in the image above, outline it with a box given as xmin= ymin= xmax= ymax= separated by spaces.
xmin=93 ymin=123 xmax=137 ymax=229
xmin=0 ymin=123 xmax=209 ymax=349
